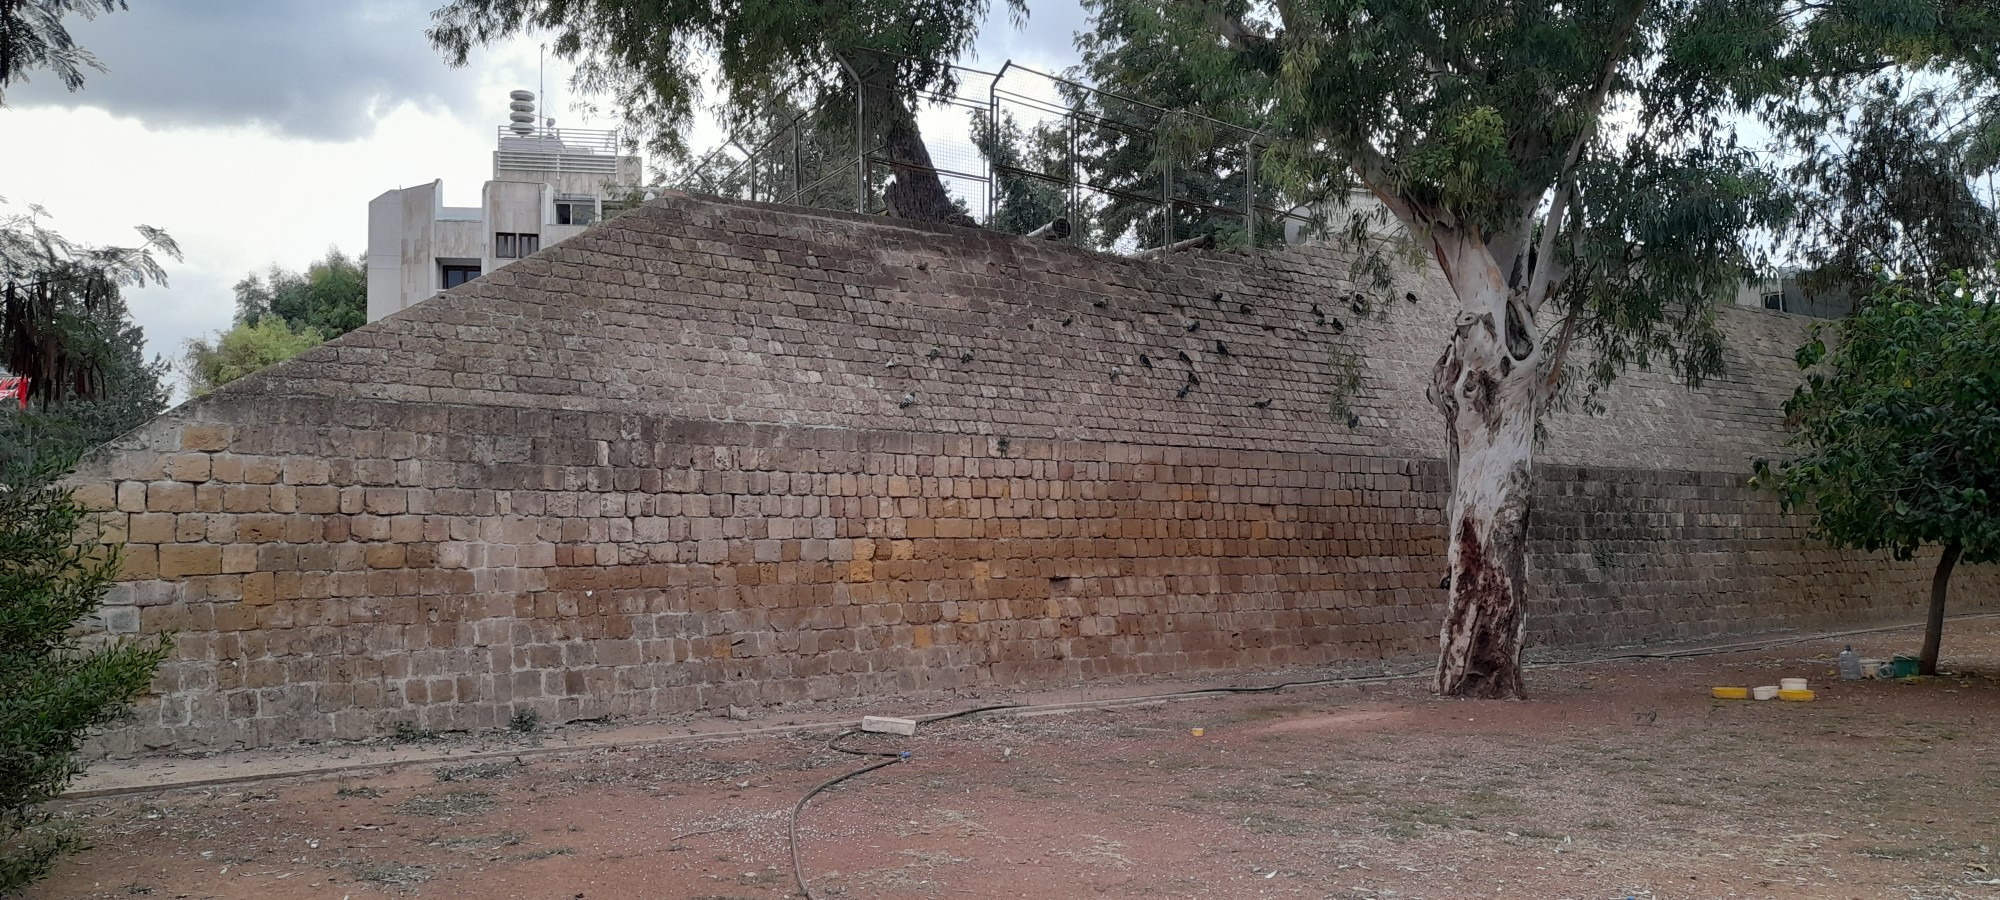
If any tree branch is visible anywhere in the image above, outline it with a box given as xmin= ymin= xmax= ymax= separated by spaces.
xmin=1207 ymin=4 xmax=1280 ymax=73
xmin=1348 ymin=142 xmax=1425 ymax=233
xmin=1525 ymin=0 xmax=1648 ymax=315
xmin=1541 ymin=298 xmax=1585 ymax=396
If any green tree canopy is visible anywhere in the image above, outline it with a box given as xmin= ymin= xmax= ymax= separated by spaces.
xmin=1756 ymin=278 xmax=1999 ymax=675
xmin=233 ymin=248 xmax=367 ymax=339
xmin=180 ymin=317 xmax=323 ymax=398
xmin=1070 ymin=0 xmax=1290 ymax=252
xmin=0 ymin=270 xmax=172 ymax=459
xmin=428 ymin=0 xmax=1020 ymax=224
xmin=1778 ymin=79 xmax=2000 ymax=299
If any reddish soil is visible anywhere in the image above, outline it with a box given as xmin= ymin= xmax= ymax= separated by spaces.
xmin=33 ymin=617 xmax=2000 ymax=899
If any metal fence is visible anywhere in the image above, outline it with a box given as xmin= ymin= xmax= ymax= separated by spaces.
xmin=669 ymin=60 xmax=1313 ymax=255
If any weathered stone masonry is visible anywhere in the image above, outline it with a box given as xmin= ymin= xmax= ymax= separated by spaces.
xmin=73 ymin=195 xmax=1994 ymax=752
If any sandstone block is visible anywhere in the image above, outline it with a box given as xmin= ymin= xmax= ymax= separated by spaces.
xmin=158 ymin=545 xmax=222 ymax=579
xmin=165 ymin=454 xmax=212 ymax=483
xmin=180 ymin=425 xmax=230 ymax=451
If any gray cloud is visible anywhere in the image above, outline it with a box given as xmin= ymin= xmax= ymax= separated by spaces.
xmin=973 ymin=0 xmax=1089 ymax=72
xmin=9 ymin=1 xmax=487 ymax=141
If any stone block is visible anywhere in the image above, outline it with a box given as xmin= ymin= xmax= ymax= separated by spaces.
xmin=145 ymin=482 xmax=195 ymax=513
xmin=158 ymin=545 xmax=222 ymax=579
xmin=180 ymin=425 xmax=230 ymax=451
xmin=164 ymin=453 xmax=212 ymax=483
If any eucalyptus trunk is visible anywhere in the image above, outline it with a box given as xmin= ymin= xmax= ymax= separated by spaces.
xmin=1425 ymin=233 xmax=1548 ymax=699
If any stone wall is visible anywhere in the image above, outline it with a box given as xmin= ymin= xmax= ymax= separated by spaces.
xmin=72 ymin=196 xmax=1995 ymax=753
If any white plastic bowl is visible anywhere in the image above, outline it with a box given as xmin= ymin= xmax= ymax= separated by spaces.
xmin=1753 ymin=685 xmax=1780 ymax=701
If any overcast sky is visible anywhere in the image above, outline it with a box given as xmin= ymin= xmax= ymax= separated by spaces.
xmin=2 ymin=1 xmax=1086 ymax=397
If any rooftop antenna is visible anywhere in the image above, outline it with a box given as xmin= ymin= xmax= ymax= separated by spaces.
xmin=539 ymin=43 xmax=550 ymax=131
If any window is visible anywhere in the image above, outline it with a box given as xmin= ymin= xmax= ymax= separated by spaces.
xmin=1761 ymin=292 xmax=1784 ymax=312
xmin=556 ymin=199 xmax=598 ymax=226
xmin=494 ymin=232 xmax=540 ymax=259
xmin=442 ymin=264 xmax=481 ymax=289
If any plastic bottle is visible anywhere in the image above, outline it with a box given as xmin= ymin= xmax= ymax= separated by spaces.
xmin=1838 ymin=645 xmax=1863 ymax=680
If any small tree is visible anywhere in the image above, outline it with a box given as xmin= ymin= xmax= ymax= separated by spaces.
xmin=179 ymin=316 xmax=323 ymax=397
xmin=1755 ymin=278 xmax=2000 ymax=676
xmin=0 ymin=429 xmax=169 ymax=891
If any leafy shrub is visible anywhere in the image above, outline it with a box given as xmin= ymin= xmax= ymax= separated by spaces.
xmin=1 ymin=438 xmax=168 ymax=891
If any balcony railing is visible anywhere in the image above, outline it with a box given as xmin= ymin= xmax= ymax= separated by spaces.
xmin=496 ymin=127 xmax=625 ymax=176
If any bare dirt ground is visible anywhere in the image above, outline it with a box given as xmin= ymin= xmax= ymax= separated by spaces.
xmin=33 ymin=616 xmax=2000 ymax=899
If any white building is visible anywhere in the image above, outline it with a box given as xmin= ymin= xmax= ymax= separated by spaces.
xmin=366 ymin=91 xmax=644 ymax=322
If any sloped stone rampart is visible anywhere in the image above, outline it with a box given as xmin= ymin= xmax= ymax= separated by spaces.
xmin=71 ymin=196 xmax=1993 ymax=752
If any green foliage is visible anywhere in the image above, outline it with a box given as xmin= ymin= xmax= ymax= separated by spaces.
xmin=680 ymin=98 xmax=874 ymax=210
xmin=1755 ymin=277 xmax=2000 ymax=564
xmin=971 ymin=110 xmax=1086 ymax=239
xmin=1088 ymin=0 xmax=1997 ymax=401
xmin=1069 ymin=0 xmax=1290 ymax=251
xmin=1780 ymin=83 xmax=2000 ymax=296
xmin=0 ymin=442 xmax=169 ymax=892
xmin=0 ymin=0 xmax=130 ymax=99
xmin=233 ymin=249 xmax=366 ymax=339
xmin=180 ymin=317 xmax=323 ymax=398
xmin=3 ymin=201 xmax=179 ymax=413
xmin=428 ymin=0 xmax=1017 ymax=158
xmin=0 ymin=268 xmax=169 ymax=454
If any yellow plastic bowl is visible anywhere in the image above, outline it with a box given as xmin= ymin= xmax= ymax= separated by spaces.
xmin=1778 ymin=689 xmax=1816 ymax=702
xmin=1711 ymin=687 xmax=1750 ymax=700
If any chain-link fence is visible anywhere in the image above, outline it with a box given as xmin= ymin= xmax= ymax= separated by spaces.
xmin=670 ymin=60 xmax=1313 ymax=255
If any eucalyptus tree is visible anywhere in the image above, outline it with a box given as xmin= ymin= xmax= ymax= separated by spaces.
xmin=1107 ymin=0 xmax=2000 ymax=697
xmin=429 ymin=0 xmax=1019 ymax=225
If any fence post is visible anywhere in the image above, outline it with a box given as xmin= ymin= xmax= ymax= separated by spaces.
xmin=792 ymin=126 xmax=802 ymax=204
xmin=987 ymin=67 xmax=1003 ymax=225
xmin=837 ymin=58 xmax=866 ymax=213
xmin=1162 ymin=142 xmax=1174 ymax=251
xmin=1067 ymin=111 xmax=1080 ymax=245
xmin=1244 ymin=141 xmax=1257 ymax=249
xmin=855 ymin=89 xmax=867 ymax=213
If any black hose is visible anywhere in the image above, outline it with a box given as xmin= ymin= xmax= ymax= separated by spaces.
xmin=789 ymin=754 xmax=904 ymax=900
xmin=793 ymin=703 xmax=1024 ymax=898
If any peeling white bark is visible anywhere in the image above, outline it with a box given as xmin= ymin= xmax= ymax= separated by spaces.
xmin=1424 ymin=231 xmax=1544 ymax=699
